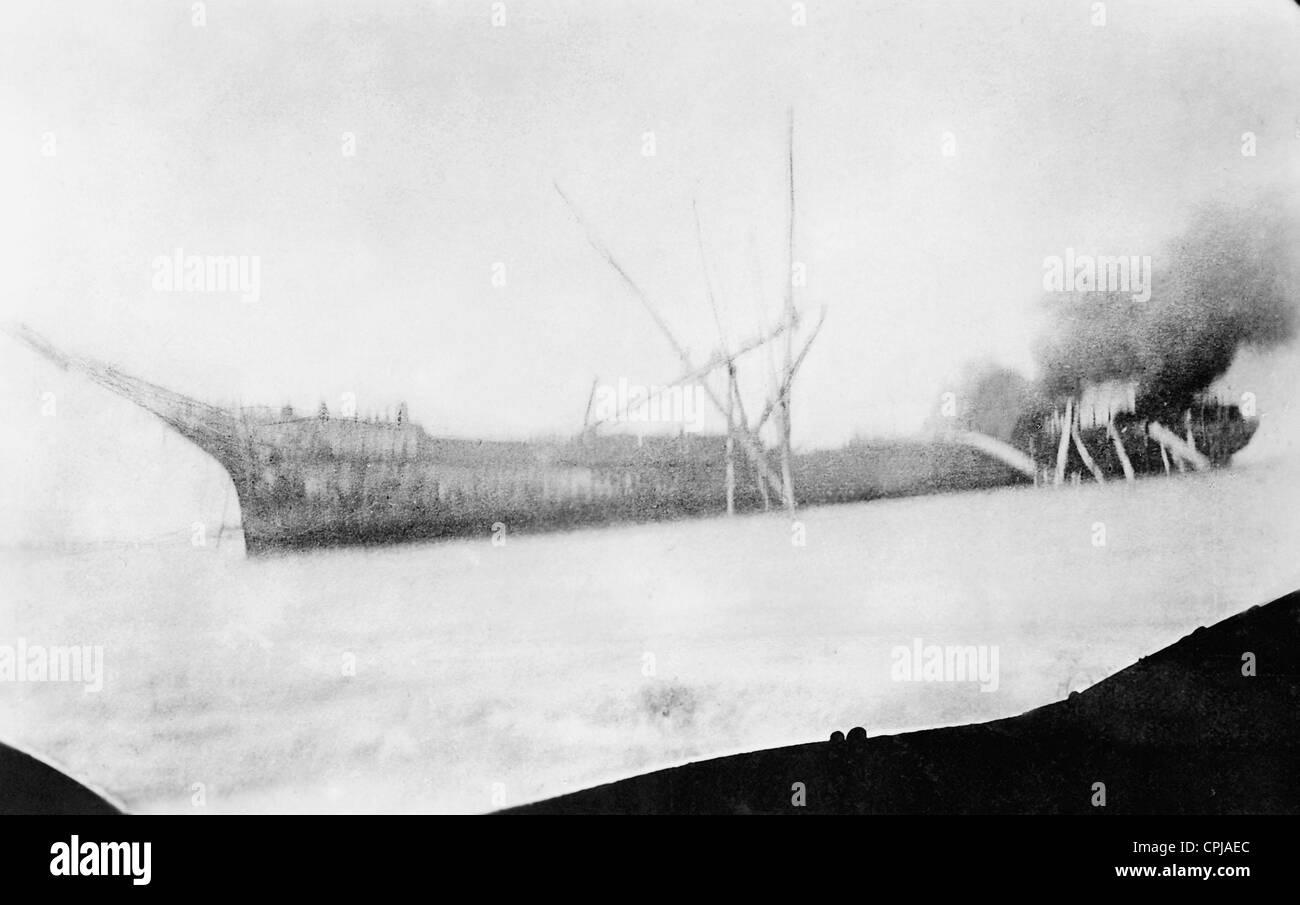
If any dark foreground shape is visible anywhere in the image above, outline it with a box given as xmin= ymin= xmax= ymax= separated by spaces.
xmin=501 ymin=589 xmax=1300 ymax=814
xmin=0 ymin=742 xmax=124 ymax=815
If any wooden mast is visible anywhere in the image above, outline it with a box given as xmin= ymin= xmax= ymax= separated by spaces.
xmin=751 ymin=306 xmax=826 ymax=436
xmin=582 ymin=375 xmax=599 ymax=435
xmin=746 ymin=234 xmax=777 ymax=511
xmin=725 ymin=363 xmax=736 ymax=515
xmin=1054 ymin=397 xmax=1074 ymax=485
xmin=583 ymin=321 xmax=789 ymax=432
xmin=555 ymin=182 xmax=789 ymax=503
xmin=734 ymin=370 xmax=770 ymax=511
xmin=1070 ymin=416 xmax=1106 ymax=484
xmin=695 ymin=199 xmax=734 ymax=516
xmin=777 ymin=107 xmax=798 ymax=513
xmin=556 ymin=110 xmax=820 ymax=517
xmin=1107 ymin=416 xmax=1136 ymax=482
xmin=1149 ymin=420 xmax=1210 ymax=471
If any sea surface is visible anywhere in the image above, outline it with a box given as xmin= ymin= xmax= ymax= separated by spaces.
xmin=2 ymin=455 xmax=1298 ymax=814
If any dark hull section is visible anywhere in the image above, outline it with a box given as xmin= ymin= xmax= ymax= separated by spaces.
xmin=231 ymin=425 xmax=767 ymax=553
xmin=228 ymin=405 xmax=1256 ymax=554
xmin=1025 ymin=412 xmax=1258 ymax=481
xmin=241 ymin=499 xmax=731 ymax=554
xmin=794 ymin=441 xmax=1033 ymax=504
xmin=234 ymin=431 xmax=1036 ymax=553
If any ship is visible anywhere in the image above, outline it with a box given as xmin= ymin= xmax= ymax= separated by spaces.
xmin=6 ymin=324 xmax=1258 ymax=555
xmin=1018 ymin=400 xmax=1258 ymax=482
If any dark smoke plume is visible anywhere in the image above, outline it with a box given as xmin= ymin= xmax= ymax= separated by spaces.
xmin=1035 ymin=197 xmax=1299 ymax=420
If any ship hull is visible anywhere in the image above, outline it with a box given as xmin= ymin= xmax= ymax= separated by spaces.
xmin=4 ymin=323 xmax=1261 ymax=555
xmin=225 ymin=420 xmax=1050 ymax=554
xmin=205 ymin=406 xmax=1262 ymax=554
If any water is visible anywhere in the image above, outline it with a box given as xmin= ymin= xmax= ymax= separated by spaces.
xmin=2 ymin=454 xmax=1297 ymax=814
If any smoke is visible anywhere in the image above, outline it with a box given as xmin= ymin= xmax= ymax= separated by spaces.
xmin=1035 ymin=196 xmax=1300 ymax=420
xmin=930 ymin=361 xmax=1046 ymax=443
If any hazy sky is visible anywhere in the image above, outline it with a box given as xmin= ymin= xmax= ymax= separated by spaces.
xmin=2 ymin=0 xmax=1298 ymax=448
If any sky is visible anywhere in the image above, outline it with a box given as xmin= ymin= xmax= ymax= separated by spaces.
xmin=2 ymin=0 xmax=1298 ymax=449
